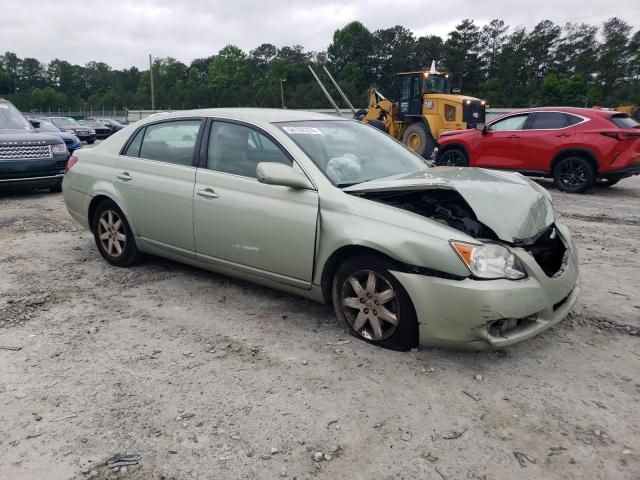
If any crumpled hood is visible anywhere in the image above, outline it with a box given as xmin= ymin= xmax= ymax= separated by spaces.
xmin=344 ymin=167 xmax=556 ymax=243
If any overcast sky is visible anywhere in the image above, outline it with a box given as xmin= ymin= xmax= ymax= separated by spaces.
xmin=2 ymin=0 xmax=639 ymax=70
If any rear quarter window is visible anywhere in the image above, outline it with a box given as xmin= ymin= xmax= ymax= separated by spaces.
xmin=608 ymin=114 xmax=639 ymax=129
xmin=528 ymin=112 xmax=569 ymax=129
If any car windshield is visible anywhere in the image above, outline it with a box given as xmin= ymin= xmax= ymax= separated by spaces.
xmin=0 ymin=101 xmax=32 ymax=130
xmin=609 ymin=114 xmax=640 ymax=129
xmin=50 ymin=117 xmax=80 ymax=127
xmin=277 ymin=120 xmax=429 ymax=186
xmin=38 ymin=121 xmax=61 ymax=133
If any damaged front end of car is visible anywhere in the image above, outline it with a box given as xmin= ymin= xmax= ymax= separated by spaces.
xmin=343 ymin=167 xmax=580 ymax=350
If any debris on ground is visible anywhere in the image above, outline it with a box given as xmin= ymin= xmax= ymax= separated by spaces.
xmin=106 ymin=453 xmax=142 ymax=469
xmin=463 ymin=390 xmax=481 ymax=401
xmin=513 ymin=451 xmax=537 ymax=467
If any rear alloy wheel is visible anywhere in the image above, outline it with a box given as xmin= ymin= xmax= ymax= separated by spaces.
xmin=332 ymin=255 xmax=418 ymax=351
xmin=92 ymin=199 xmax=140 ymax=267
xmin=553 ymin=156 xmax=596 ymax=193
xmin=401 ymin=122 xmax=436 ymax=159
xmin=438 ymin=148 xmax=468 ymax=167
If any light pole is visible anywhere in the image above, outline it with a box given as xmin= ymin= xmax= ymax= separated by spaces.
xmin=280 ymin=78 xmax=286 ymax=109
xmin=149 ymin=54 xmax=155 ymax=112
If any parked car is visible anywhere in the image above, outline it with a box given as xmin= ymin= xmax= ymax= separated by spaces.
xmin=35 ymin=118 xmax=82 ymax=154
xmin=98 ymin=118 xmax=125 ymax=134
xmin=0 ymin=98 xmax=69 ymax=191
xmin=62 ymin=109 xmax=579 ymax=351
xmin=47 ymin=116 xmax=96 ymax=144
xmin=434 ymin=107 xmax=640 ymax=193
xmin=79 ymin=119 xmax=111 ymax=139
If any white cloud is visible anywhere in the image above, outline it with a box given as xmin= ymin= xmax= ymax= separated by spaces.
xmin=1 ymin=0 xmax=638 ymax=69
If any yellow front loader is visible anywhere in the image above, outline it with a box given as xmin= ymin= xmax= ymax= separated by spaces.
xmin=309 ymin=62 xmax=487 ymax=158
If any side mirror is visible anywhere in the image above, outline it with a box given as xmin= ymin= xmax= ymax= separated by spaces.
xmin=475 ymin=123 xmax=487 ymax=134
xmin=256 ymin=162 xmax=313 ymax=190
xmin=29 ymin=119 xmax=40 ymax=128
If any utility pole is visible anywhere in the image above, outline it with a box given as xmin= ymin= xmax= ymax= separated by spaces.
xmin=149 ymin=54 xmax=155 ymax=111
xmin=280 ymin=78 xmax=286 ymax=109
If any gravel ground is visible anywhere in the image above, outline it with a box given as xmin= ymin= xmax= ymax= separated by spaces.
xmin=0 ymin=175 xmax=639 ymax=480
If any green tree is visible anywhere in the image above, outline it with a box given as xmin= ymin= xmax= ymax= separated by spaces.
xmin=481 ymin=19 xmax=509 ymax=78
xmin=597 ymin=17 xmax=632 ymax=104
xmin=443 ymin=19 xmax=483 ymax=94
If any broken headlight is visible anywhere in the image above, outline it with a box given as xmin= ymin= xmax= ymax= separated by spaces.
xmin=451 ymin=241 xmax=527 ymax=280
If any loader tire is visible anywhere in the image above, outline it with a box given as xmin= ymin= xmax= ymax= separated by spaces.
xmin=402 ymin=122 xmax=436 ymax=159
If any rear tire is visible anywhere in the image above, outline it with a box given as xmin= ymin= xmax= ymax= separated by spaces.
xmin=332 ymin=255 xmax=418 ymax=351
xmin=553 ymin=156 xmax=596 ymax=193
xmin=402 ymin=122 xmax=437 ymax=159
xmin=437 ymin=147 xmax=468 ymax=167
xmin=91 ymin=199 xmax=140 ymax=267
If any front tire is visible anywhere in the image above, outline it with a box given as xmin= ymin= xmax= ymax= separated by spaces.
xmin=437 ymin=147 xmax=468 ymax=167
xmin=332 ymin=255 xmax=418 ymax=351
xmin=402 ymin=122 xmax=436 ymax=159
xmin=91 ymin=199 xmax=140 ymax=267
xmin=553 ymin=156 xmax=596 ymax=193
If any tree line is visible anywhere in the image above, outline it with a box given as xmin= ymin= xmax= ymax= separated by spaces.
xmin=1 ymin=17 xmax=638 ymax=113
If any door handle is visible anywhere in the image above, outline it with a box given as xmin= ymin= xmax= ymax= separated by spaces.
xmin=116 ymin=171 xmax=132 ymax=181
xmin=555 ymin=133 xmax=570 ymax=138
xmin=196 ymin=188 xmax=219 ymax=199
xmin=507 ymin=135 xmax=519 ymax=139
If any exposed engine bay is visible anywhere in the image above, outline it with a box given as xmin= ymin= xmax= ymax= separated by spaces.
xmin=356 ymin=188 xmax=567 ymax=278
xmin=357 ymin=189 xmax=499 ymax=240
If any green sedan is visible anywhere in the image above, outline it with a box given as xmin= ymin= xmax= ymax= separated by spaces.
xmin=62 ymin=109 xmax=580 ymax=351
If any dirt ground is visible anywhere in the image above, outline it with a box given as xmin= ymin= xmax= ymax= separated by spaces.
xmin=1 ymin=173 xmax=639 ymax=480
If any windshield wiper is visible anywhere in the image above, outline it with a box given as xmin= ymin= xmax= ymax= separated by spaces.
xmin=336 ymin=182 xmax=360 ymax=188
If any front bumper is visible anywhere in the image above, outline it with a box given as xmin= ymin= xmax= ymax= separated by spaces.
xmin=391 ymin=223 xmax=580 ymax=350
xmin=0 ymin=173 xmax=63 ymax=188
xmin=0 ymin=155 xmax=68 ymax=189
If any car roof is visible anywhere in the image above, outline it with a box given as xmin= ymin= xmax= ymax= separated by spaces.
xmin=145 ymin=108 xmax=348 ymax=124
xmin=498 ymin=106 xmax=614 ymax=118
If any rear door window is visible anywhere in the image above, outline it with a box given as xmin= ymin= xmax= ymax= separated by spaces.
xmin=137 ymin=120 xmax=202 ymax=166
xmin=609 ymin=114 xmax=639 ymax=129
xmin=527 ymin=112 xmax=569 ymax=130
xmin=489 ymin=114 xmax=529 ymax=131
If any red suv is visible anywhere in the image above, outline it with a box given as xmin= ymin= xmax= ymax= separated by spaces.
xmin=434 ymin=107 xmax=640 ymax=193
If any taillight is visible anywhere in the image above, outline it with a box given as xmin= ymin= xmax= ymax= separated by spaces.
xmin=65 ymin=156 xmax=78 ymax=173
xmin=600 ymin=131 xmax=640 ymax=141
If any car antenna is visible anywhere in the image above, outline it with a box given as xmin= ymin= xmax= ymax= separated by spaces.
xmin=322 ymin=66 xmax=356 ymax=116
xmin=308 ymin=65 xmax=343 ymax=117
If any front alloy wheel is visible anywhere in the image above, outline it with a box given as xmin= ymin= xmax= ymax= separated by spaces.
xmin=438 ymin=148 xmax=468 ymax=167
xmin=340 ymin=270 xmax=400 ymax=341
xmin=332 ymin=255 xmax=418 ymax=351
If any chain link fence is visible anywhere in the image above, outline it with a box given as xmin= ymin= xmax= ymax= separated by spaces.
xmin=23 ymin=108 xmax=129 ymax=124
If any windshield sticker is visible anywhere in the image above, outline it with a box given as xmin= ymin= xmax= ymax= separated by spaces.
xmin=282 ymin=126 xmax=322 ymax=135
